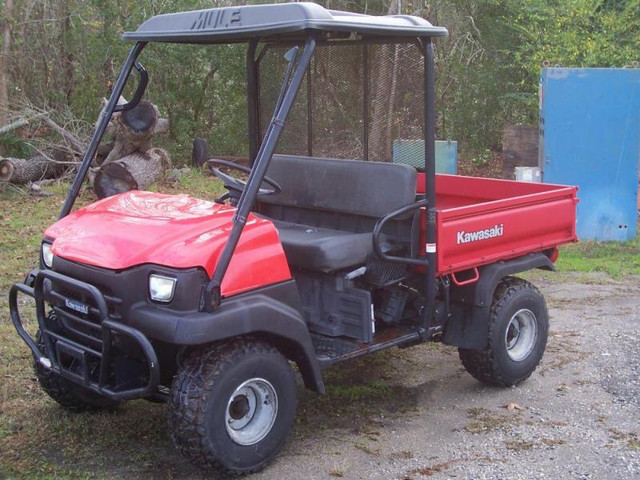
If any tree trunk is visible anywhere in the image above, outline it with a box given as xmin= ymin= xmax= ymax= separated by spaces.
xmin=0 ymin=0 xmax=14 ymax=126
xmin=58 ymin=1 xmax=74 ymax=104
xmin=0 ymin=149 xmax=70 ymax=184
xmin=93 ymin=148 xmax=171 ymax=199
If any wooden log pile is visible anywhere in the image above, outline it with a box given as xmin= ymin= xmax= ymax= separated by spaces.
xmin=92 ymin=100 xmax=170 ymax=198
xmin=0 ymin=101 xmax=170 ymax=198
xmin=0 ymin=113 xmax=79 ymax=184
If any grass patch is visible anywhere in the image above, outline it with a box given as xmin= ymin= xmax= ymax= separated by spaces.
xmin=295 ymin=352 xmax=421 ymax=435
xmin=609 ymin=428 xmax=640 ymax=450
xmin=556 ymin=234 xmax=640 ymax=278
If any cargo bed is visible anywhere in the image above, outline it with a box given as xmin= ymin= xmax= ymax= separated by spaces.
xmin=417 ymin=174 xmax=578 ymax=275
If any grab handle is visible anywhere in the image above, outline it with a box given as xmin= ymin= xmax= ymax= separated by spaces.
xmin=450 ymin=267 xmax=479 ymax=286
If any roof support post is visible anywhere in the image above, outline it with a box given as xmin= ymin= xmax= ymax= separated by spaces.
xmin=204 ymin=36 xmax=317 ymax=311
xmin=362 ymin=44 xmax=369 ymax=161
xmin=421 ymin=37 xmax=437 ymax=337
xmin=59 ymin=42 xmax=147 ymax=218
xmin=306 ymin=60 xmax=313 ymax=157
xmin=247 ymin=39 xmax=259 ymax=165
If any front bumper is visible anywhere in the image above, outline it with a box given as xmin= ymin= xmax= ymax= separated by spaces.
xmin=10 ymin=269 xmax=160 ymax=401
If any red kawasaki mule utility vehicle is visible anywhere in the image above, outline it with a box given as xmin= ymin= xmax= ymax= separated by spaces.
xmin=10 ymin=3 xmax=578 ymax=475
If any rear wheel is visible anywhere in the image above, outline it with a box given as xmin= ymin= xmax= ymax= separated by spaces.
xmin=458 ymin=277 xmax=549 ymax=387
xmin=34 ymin=326 xmax=120 ymax=411
xmin=168 ymin=339 xmax=297 ymax=475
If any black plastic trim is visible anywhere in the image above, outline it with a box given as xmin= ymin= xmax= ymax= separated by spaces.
xmin=128 ymin=280 xmax=325 ymax=394
xmin=13 ymin=257 xmax=325 ymax=395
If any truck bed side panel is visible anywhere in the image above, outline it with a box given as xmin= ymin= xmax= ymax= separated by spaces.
xmin=420 ymin=175 xmax=578 ymax=275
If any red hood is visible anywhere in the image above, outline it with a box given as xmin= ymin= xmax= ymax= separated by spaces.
xmin=45 ymin=191 xmax=290 ymax=296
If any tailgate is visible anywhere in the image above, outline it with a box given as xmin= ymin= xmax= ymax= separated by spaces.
xmin=436 ymin=185 xmax=578 ymax=275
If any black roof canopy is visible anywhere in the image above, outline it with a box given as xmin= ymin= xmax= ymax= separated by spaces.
xmin=122 ymin=2 xmax=448 ymax=44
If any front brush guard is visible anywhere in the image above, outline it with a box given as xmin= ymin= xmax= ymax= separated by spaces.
xmin=9 ymin=269 xmax=160 ymax=401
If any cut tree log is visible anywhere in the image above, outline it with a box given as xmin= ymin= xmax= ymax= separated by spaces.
xmin=95 ymin=140 xmax=115 ymax=166
xmin=93 ymin=148 xmax=171 ymax=199
xmin=102 ymin=100 xmax=168 ymax=166
xmin=0 ymin=148 xmax=72 ymax=184
xmin=192 ymin=138 xmax=210 ymax=167
xmin=91 ymin=100 xmax=170 ymax=198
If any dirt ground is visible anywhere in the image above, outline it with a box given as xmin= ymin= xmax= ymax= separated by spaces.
xmin=2 ymin=272 xmax=639 ymax=479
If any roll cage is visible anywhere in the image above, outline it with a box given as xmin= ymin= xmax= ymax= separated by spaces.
xmin=58 ymin=2 xmax=447 ymax=340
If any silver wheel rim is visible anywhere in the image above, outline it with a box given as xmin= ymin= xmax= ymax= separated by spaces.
xmin=504 ymin=308 xmax=538 ymax=362
xmin=225 ymin=378 xmax=278 ymax=446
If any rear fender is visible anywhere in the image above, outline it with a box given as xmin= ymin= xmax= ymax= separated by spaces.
xmin=442 ymin=252 xmax=554 ymax=350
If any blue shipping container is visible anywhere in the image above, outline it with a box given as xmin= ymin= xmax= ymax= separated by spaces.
xmin=540 ymin=68 xmax=640 ymax=241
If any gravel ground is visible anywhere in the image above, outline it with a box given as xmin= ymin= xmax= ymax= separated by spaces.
xmin=241 ymin=274 xmax=640 ymax=480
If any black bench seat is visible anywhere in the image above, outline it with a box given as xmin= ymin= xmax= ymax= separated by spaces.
xmin=255 ymin=155 xmax=417 ymax=273
xmin=269 ymin=220 xmax=373 ymax=272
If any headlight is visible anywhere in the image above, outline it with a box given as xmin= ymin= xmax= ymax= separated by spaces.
xmin=42 ymin=243 xmax=54 ymax=268
xmin=149 ymin=274 xmax=176 ymax=303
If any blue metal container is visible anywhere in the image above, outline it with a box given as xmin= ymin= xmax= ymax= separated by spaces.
xmin=393 ymin=139 xmax=458 ymax=174
xmin=540 ymin=68 xmax=640 ymax=241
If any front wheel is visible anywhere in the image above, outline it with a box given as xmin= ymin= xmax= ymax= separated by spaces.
xmin=168 ymin=339 xmax=297 ymax=475
xmin=459 ymin=277 xmax=549 ymax=387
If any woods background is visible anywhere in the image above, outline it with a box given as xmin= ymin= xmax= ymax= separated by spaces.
xmin=0 ymin=0 xmax=638 ymax=165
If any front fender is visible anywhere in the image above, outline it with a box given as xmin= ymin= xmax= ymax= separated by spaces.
xmin=129 ymin=280 xmax=325 ymax=393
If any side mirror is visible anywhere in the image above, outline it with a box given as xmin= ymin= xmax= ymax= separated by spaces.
xmin=114 ymin=61 xmax=149 ymax=112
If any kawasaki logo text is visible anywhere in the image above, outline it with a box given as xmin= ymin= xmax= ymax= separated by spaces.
xmin=457 ymin=224 xmax=504 ymax=244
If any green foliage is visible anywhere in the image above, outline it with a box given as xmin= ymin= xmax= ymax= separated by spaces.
xmin=0 ymin=133 xmax=32 ymax=158
xmin=433 ymin=0 xmax=640 ymax=154
xmin=4 ymin=0 xmax=639 ymax=161
xmin=471 ymin=149 xmax=492 ymax=167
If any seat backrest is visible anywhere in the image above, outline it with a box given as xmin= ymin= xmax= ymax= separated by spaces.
xmin=258 ymin=155 xmax=417 ymax=219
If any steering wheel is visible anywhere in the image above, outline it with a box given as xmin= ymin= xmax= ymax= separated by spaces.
xmin=207 ymin=159 xmax=281 ymax=205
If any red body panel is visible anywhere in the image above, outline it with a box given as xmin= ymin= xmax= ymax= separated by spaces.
xmin=45 ymin=191 xmax=291 ymax=297
xmin=416 ymin=173 xmax=578 ymax=275
xmin=45 ymin=176 xmax=576 ymax=297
